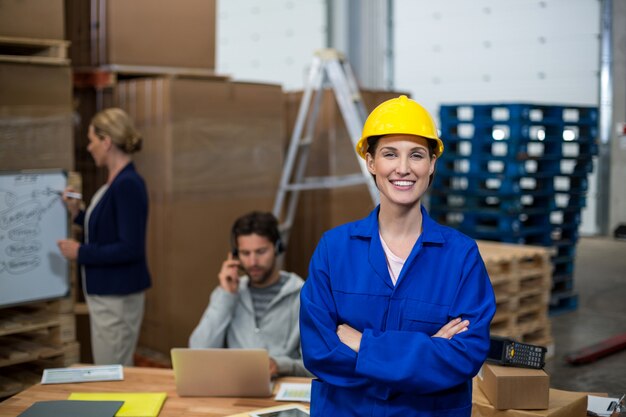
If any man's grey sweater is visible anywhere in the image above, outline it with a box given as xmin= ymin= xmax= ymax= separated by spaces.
xmin=189 ymin=271 xmax=310 ymax=376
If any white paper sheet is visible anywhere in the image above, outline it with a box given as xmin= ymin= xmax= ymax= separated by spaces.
xmin=274 ymin=382 xmax=311 ymax=402
xmin=41 ymin=365 xmax=124 ymax=384
xmin=587 ymin=395 xmax=620 ymax=417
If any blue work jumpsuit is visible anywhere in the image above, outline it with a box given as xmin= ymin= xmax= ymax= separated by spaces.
xmin=300 ymin=206 xmax=496 ymax=416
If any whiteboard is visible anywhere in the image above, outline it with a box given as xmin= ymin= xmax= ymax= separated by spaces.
xmin=0 ymin=170 xmax=69 ymax=307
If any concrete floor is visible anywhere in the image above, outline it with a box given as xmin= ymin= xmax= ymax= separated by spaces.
xmin=544 ymin=236 xmax=626 ymax=398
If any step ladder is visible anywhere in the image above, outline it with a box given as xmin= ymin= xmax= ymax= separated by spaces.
xmin=272 ymin=49 xmax=379 ymax=243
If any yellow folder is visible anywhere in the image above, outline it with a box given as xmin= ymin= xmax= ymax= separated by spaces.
xmin=68 ymin=392 xmax=167 ymax=417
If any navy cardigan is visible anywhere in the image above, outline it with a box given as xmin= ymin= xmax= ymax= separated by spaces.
xmin=75 ymin=162 xmax=151 ymax=295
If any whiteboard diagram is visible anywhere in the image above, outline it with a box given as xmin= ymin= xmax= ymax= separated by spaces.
xmin=0 ymin=171 xmax=69 ymax=306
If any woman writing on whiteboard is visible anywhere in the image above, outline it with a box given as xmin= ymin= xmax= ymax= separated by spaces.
xmin=299 ymin=96 xmax=496 ymax=416
xmin=57 ymin=108 xmax=151 ymax=366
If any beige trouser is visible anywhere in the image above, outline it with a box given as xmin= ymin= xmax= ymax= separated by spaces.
xmin=85 ymin=292 xmax=145 ymax=366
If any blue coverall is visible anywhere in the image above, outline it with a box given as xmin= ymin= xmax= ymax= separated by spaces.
xmin=300 ymin=206 xmax=496 ymax=416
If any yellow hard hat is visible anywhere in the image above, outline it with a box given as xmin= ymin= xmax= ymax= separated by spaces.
xmin=356 ymin=95 xmax=444 ymax=159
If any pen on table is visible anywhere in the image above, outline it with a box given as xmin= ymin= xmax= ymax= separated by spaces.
xmin=56 ymin=191 xmax=82 ymax=200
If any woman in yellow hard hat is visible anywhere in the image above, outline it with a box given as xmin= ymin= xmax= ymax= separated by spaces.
xmin=300 ymin=95 xmax=496 ymax=416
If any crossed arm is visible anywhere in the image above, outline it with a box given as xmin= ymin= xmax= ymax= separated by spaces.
xmin=336 ymin=316 xmax=470 ymax=353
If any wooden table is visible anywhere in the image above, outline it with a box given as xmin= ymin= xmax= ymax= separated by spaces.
xmin=0 ymin=366 xmax=311 ymax=417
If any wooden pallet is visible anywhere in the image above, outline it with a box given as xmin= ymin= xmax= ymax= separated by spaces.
xmin=0 ymin=36 xmax=69 ymax=65
xmin=480 ymin=241 xmax=552 ymax=270
xmin=0 ymin=300 xmax=79 ymax=398
xmin=0 ymin=344 xmax=78 ymax=398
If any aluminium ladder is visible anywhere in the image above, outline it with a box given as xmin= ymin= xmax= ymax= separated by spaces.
xmin=272 ymin=49 xmax=379 ymax=243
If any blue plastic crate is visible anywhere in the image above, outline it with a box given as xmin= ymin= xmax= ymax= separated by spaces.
xmin=552 ymin=272 xmax=574 ymax=285
xmin=549 ymin=291 xmax=578 ymax=315
xmin=440 ymin=119 xmax=599 ymax=145
xmin=552 ymin=256 xmax=576 ymax=275
xmin=436 ymin=154 xmax=594 ymax=177
xmin=430 ymin=192 xmax=557 ymax=214
xmin=432 ymin=182 xmax=556 ymax=198
xmin=462 ymin=230 xmax=556 ymax=246
xmin=440 ymin=103 xmax=598 ymax=125
xmin=457 ymin=211 xmax=551 ymax=233
xmin=552 ymin=275 xmax=575 ymax=290
xmin=433 ymin=173 xmax=588 ymax=196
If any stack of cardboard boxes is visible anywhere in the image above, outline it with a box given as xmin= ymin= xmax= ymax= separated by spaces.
xmin=0 ymin=0 xmax=72 ymax=171
xmin=64 ymin=0 xmax=218 ymax=203
xmin=65 ymin=0 xmax=216 ymax=70
xmin=61 ymin=0 xmax=290 ymax=356
xmin=0 ymin=0 xmax=78 ymax=395
xmin=116 ymin=77 xmax=285 ymax=352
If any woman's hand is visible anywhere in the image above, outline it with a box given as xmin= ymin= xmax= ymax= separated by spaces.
xmin=62 ymin=186 xmax=82 ymax=220
xmin=337 ymin=323 xmax=362 ymax=353
xmin=433 ymin=317 xmax=469 ymax=339
xmin=57 ymin=239 xmax=80 ymax=260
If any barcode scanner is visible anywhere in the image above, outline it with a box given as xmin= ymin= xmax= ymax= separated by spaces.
xmin=487 ymin=336 xmax=547 ymax=369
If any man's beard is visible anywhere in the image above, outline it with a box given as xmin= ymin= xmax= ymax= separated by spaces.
xmin=245 ymin=259 xmax=276 ymax=286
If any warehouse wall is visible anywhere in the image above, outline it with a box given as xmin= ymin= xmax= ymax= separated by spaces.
xmin=216 ymin=0 xmax=326 ymax=90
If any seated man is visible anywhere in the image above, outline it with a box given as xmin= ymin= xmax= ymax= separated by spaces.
xmin=189 ymin=211 xmax=310 ymax=377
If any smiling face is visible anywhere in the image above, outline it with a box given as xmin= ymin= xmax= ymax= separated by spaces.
xmin=366 ymin=134 xmax=436 ymax=208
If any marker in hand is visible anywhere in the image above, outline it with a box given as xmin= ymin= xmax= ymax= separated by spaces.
xmin=56 ymin=191 xmax=82 ymax=199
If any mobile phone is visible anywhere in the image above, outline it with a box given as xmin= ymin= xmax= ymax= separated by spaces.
xmin=230 ymin=249 xmax=246 ymax=276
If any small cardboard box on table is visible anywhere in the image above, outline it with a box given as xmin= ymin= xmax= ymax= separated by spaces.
xmin=472 ymin=365 xmax=587 ymax=417
xmin=477 ymin=363 xmax=550 ymax=410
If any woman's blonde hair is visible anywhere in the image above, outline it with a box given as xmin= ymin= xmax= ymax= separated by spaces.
xmin=91 ymin=108 xmax=142 ymax=154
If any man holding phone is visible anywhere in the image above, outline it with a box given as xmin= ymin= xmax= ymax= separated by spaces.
xmin=189 ymin=211 xmax=310 ymax=377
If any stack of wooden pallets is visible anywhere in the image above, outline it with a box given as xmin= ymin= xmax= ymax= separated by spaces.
xmin=477 ymin=240 xmax=554 ymax=357
xmin=432 ymin=103 xmax=598 ymax=314
xmin=0 ymin=300 xmax=79 ymax=398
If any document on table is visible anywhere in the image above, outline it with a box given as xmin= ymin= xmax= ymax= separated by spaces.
xmin=274 ymin=382 xmax=311 ymax=402
xmin=41 ymin=365 xmax=124 ymax=384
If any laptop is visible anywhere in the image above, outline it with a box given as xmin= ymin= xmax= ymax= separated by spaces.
xmin=171 ymin=348 xmax=272 ymax=397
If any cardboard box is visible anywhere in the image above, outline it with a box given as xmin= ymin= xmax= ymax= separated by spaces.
xmin=477 ymin=363 xmax=550 ymax=410
xmin=0 ymin=62 xmax=73 ymax=171
xmin=0 ymin=0 xmax=65 ymax=39
xmin=472 ymin=379 xmax=587 ymax=417
xmin=114 ymin=77 xmax=284 ymax=353
xmin=65 ymin=0 xmax=216 ymax=69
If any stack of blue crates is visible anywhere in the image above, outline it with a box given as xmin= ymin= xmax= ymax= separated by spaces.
xmin=431 ymin=103 xmax=598 ymax=314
